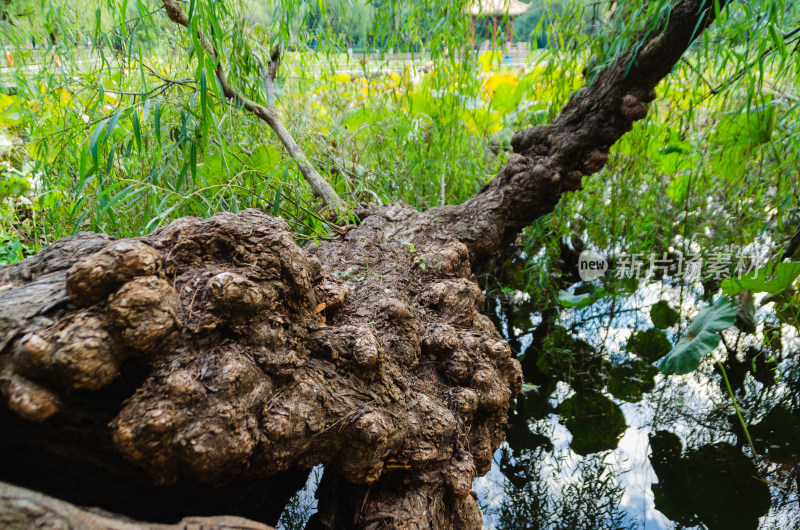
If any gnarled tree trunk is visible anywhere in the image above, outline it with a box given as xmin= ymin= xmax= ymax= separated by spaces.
xmin=0 ymin=1 xmax=726 ymax=528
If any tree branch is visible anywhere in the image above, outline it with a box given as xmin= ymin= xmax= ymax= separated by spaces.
xmin=442 ymin=0 xmax=732 ymax=272
xmin=0 ymin=481 xmax=275 ymax=530
xmin=254 ymin=45 xmax=281 ymax=109
xmin=160 ymin=0 xmax=349 ymax=218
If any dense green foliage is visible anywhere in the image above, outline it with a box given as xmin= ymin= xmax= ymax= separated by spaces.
xmin=0 ymin=1 xmax=794 ymax=259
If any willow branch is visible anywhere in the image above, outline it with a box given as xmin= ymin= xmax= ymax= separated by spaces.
xmin=161 ymin=0 xmax=348 ymax=218
xmin=254 ymin=45 xmax=281 ymax=109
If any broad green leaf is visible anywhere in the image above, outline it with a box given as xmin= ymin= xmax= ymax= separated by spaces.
xmin=0 ymin=173 xmax=30 ymax=198
xmin=558 ymin=288 xmax=607 ymax=309
xmin=342 ymin=107 xmax=386 ymax=131
xmin=558 ymin=290 xmax=590 ymax=308
xmin=627 ymin=328 xmax=671 ymax=363
xmin=558 ymin=391 xmax=626 ymax=456
xmin=607 ymin=360 xmax=659 ymax=402
xmin=199 ymin=150 xmax=231 ymax=185
xmin=478 ymin=50 xmax=501 ymax=71
xmin=649 ymin=432 xmax=771 ymax=529
xmin=656 ymin=137 xmax=696 ymax=174
xmin=246 ymin=145 xmax=281 ymax=173
xmin=0 ymin=94 xmax=22 ymax=127
xmin=721 ymin=262 xmax=800 ymax=295
xmin=409 ymin=87 xmax=438 ymax=117
xmin=460 ymin=107 xmax=502 ymax=136
xmin=489 ymin=128 xmax=513 ymax=149
xmin=708 ymin=103 xmax=776 ymax=180
xmin=491 ymin=80 xmax=522 ymax=114
xmin=660 ymin=296 xmax=737 ymax=375
xmin=651 ymin=300 xmax=680 ymax=329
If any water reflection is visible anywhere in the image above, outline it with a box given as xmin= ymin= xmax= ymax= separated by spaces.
xmin=649 ymin=431 xmax=770 ymax=529
xmin=497 ymin=446 xmax=628 ymax=529
xmin=480 ymin=246 xmax=800 ymax=529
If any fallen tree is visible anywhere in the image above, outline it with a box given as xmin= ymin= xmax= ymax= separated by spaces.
xmin=0 ymin=481 xmax=276 ymax=530
xmin=0 ymin=1 xmax=728 ymax=527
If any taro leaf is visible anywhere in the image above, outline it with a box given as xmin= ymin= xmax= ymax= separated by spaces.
xmin=616 ymin=276 xmax=640 ymax=294
xmin=649 ymin=431 xmax=771 ymax=530
xmin=490 ymin=79 xmax=522 ymax=114
xmin=343 ymin=107 xmax=375 ymax=131
xmin=409 ymin=86 xmax=438 ymax=116
xmin=657 ymin=141 xmax=695 ymax=174
xmin=0 ymin=93 xmax=22 ymax=127
xmin=627 ymin=328 xmax=671 ymax=363
xmin=607 ymin=360 xmax=659 ymax=402
xmin=721 ymin=261 xmax=800 ymax=296
xmin=558 ymin=391 xmax=626 ymax=456
xmin=734 ymin=291 xmax=756 ymax=334
xmin=709 ymin=104 xmax=776 ymax=148
xmin=557 ymin=288 xmax=607 ymax=309
xmin=659 ymin=296 xmax=737 ymax=375
xmin=245 ymin=145 xmax=281 ymax=173
xmin=0 ymin=174 xmax=30 ymax=198
xmin=651 ymin=300 xmax=679 ymax=329
xmin=479 ymin=50 xmax=502 ymax=71
xmin=506 ymin=399 xmax=553 ymax=455
xmin=507 ymin=300 xmax=537 ymax=335
xmin=200 ymin=149 xmax=238 ymax=185
xmin=708 ymin=103 xmax=776 ymax=181
xmin=558 ymin=290 xmax=591 ymax=308
xmin=536 ymin=326 xmax=600 ymax=391
xmin=331 ymin=155 xmax=369 ymax=180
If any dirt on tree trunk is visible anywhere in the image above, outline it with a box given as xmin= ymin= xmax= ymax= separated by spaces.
xmin=0 ymin=1 xmax=727 ymax=528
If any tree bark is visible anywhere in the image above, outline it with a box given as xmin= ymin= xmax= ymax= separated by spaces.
xmin=0 ymin=1 xmax=727 ymax=528
xmin=0 ymin=480 xmax=275 ymax=530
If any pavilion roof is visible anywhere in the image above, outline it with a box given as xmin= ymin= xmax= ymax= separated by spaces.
xmin=465 ymin=0 xmax=532 ymax=16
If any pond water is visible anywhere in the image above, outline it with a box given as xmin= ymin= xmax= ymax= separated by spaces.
xmin=474 ymin=249 xmax=800 ymax=530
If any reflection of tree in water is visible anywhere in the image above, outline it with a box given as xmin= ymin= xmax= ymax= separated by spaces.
xmin=649 ymin=298 xmax=800 ymax=529
xmin=649 ymin=431 xmax=770 ymax=529
xmin=496 ymin=444 xmax=628 ymax=530
xmin=486 ymin=240 xmax=800 ymax=529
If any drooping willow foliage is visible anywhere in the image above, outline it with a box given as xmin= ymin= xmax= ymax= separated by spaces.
xmin=0 ymin=0 xmax=794 ymax=296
